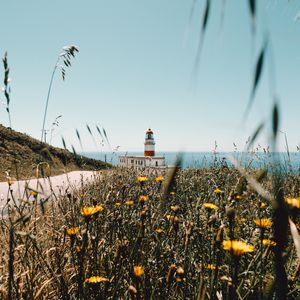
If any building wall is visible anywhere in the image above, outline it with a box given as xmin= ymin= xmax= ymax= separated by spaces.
xmin=118 ymin=156 xmax=165 ymax=169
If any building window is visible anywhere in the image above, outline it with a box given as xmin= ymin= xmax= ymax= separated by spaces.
xmin=156 ymin=161 xmax=158 ymax=166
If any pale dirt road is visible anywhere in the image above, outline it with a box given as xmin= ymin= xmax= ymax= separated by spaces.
xmin=0 ymin=171 xmax=100 ymax=212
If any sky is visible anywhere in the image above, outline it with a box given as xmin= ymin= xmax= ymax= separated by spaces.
xmin=0 ymin=0 xmax=300 ymax=152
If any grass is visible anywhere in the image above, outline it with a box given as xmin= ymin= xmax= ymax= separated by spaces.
xmin=1 ymin=159 xmax=300 ymax=299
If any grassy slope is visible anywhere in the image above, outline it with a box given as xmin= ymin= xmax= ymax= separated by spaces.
xmin=0 ymin=124 xmax=111 ymax=181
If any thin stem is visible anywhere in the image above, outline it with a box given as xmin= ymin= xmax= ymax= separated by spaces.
xmin=41 ymin=57 xmax=60 ymax=142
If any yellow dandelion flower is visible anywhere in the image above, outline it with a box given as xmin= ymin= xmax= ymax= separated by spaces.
xmin=203 ymin=203 xmax=219 ymax=210
xmin=137 ymin=176 xmax=148 ymax=183
xmin=85 ymin=276 xmax=109 ymax=283
xmin=166 ymin=214 xmax=174 ymax=221
xmin=80 ymin=205 xmax=104 ymax=217
xmin=133 ymin=265 xmax=144 ymax=277
xmin=155 ymin=176 xmax=164 ymax=183
xmin=170 ymin=191 xmax=175 ymax=195
xmin=285 ymin=197 xmax=300 ymax=209
xmin=170 ymin=205 xmax=180 ymax=212
xmin=214 ymin=188 xmax=223 ymax=194
xmin=256 ymin=202 xmax=267 ymax=209
xmin=139 ymin=195 xmax=149 ymax=202
xmin=115 ymin=202 xmax=121 ymax=207
xmin=125 ymin=200 xmax=134 ymax=206
xmin=235 ymin=195 xmax=242 ymax=200
xmin=223 ymin=240 xmax=254 ymax=256
xmin=262 ymin=239 xmax=276 ymax=247
xmin=155 ymin=228 xmax=164 ymax=234
xmin=66 ymin=227 xmax=79 ymax=236
xmin=30 ymin=191 xmax=38 ymax=197
xmin=253 ymin=218 xmax=272 ymax=228
xmin=206 ymin=264 xmax=216 ymax=270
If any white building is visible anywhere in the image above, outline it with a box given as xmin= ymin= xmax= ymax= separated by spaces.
xmin=118 ymin=129 xmax=166 ymax=171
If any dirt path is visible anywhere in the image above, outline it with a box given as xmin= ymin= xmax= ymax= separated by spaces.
xmin=0 ymin=171 xmax=99 ymax=213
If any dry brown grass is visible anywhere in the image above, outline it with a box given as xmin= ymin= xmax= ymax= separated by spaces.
xmin=1 ymin=162 xmax=300 ymax=299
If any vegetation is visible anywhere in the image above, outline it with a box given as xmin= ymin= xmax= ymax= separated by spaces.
xmin=0 ymin=124 xmax=110 ymax=181
xmin=1 ymin=161 xmax=300 ymax=299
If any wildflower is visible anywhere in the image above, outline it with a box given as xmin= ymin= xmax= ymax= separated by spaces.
xmin=137 ymin=176 xmax=148 ymax=183
xmin=203 ymin=203 xmax=219 ymax=210
xmin=170 ymin=191 xmax=175 ymax=195
xmin=139 ymin=195 xmax=149 ymax=202
xmin=223 ymin=240 xmax=254 ymax=256
xmin=85 ymin=276 xmax=109 ymax=283
xmin=155 ymin=176 xmax=164 ymax=183
xmin=206 ymin=264 xmax=216 ymax=270
xmin=80 ymin=205 xmax=104 ymax=217
xmin=285 ymin=197 xmax=300 ymax=209
xmin=133 ymin=265 xmax=144 ymax=277
xmin=170 ymin=205 xmax=179 ymax=212
xmin=75 ymin=246 xmax=81 ymax=252
xmin=155 ymin=228 xmax=164 ymax=234
xmin=253 ymin=218 xmax=272 ymax=228
xmin=115 ymin=202 xmax=121 ymax=207
xmin=235 ymin=195 xmax=242 ymax=200
xmin=30 ymin=191 xmax=38 ymax=197
xmin=66 ymin=227 xmax=79 ymax=236
xmin=256 ymin=202 xmax=267 ymax=209
xmin=166 ymin=214 xmax=174 ymax=221
xmin=125 ymin=200 xmax=134 ymax=206
xmin=214 ymin=188 xmax=223 ymax=194
xmin=262 ymin=239 xmax=276 ymax=247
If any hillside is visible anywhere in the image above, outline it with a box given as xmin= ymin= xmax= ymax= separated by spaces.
xmin=0 ymin=124 xmax=111 ymax=181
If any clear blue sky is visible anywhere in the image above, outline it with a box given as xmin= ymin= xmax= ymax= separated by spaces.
xmin=0 ymin=1 xmax=300 ymax=152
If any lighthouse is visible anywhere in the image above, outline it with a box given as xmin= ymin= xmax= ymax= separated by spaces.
xmin=144 ymin=128 xmax=155 ymax=156
xmin=118 ymin=128 xmax=165 ymax=171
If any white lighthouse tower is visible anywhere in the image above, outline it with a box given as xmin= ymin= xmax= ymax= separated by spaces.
xmin=144 ymin=128 xmax=155 ymax=157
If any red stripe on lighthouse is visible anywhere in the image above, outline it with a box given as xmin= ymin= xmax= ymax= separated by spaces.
xmin=144 ymin=150 xmax=155 ymax=156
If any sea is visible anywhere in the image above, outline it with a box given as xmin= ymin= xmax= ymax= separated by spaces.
xmin=84 ymin=151 xmax=300 ymax=173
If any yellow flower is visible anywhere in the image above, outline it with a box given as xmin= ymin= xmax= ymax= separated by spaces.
xmin=214 ymin=188 xmax=223 ymax=194
xmin=203 ymin=203 xmax=219 ymax=210
xmin=256 ymin=202 xmax=267 ymax=209
xmin=115 ymin=202 xmax=121 ymax=207
xmin=223 ymin=240 xmax=254 ymax=256
xmin=155 ymin=228 xmax=164 ymax=234
xmin=262 ymin=239 xmax=276 ymax=247
xmin=285 ymin=197 xmax=300 ymax=209
xmin=125 ymin=200 xmax=134 ymax=206
xmin=166 ymin=214 xmax=174 ymax=221
xmin=66 ymin=227 xmax=79 ymax=236
xmin=206 ymin=264 xmax=216 ymax=270
xmin=170 ymin=205 xmax=179 ymax=212
xmin=85 ymin=276 xmax=109 ymax=283
xmin=133 ymin=265 xmax=144 ymax=277
xmin=235 ymin=195 xmax=242 ymax=200
xmin=139 ymin=195 xmax=149 ymax=202
xmin=155 ymin=176 xmax=164 ymax=183
xmin=80 ymin=205 xmax=104 ymax=217
xmin=30 ymin=191 xmax=38 ymax=197
xmin=170 ymin=191 xmax=175 ymax=195
xmin=137 ymin=176 xmax=148 ymax=183
xmin=253 ymin=218 xmax=272 ymax=228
